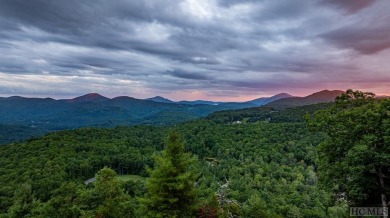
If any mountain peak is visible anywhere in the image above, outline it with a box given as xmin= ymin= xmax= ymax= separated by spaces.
xmin=266 ymin=90 xmax=344 ymax=109
xmin=272 ymin=93 xmax=292 ymax=98
xmin=72 ymin=93 xmax=110 ymax=102
xmin=146 ymin=96 xmax=173 ymax=103
xmin=247 ymin=93 xmax=292 ymax=106
xmin=306 ymin=90 xmax=343 ymax=99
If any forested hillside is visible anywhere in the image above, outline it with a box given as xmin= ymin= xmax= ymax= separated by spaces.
xmin=1 ymin=92 xmax=388 ymax=217
xmin=1 ymin=103 xmax=336 ymax=217
xmin=0 ymin=90 xmax=338 ymax=144
xmin=0 ymin=94 xmax=256 ymax=145
xmin=0 ymin=124 xmax=46 ymax=145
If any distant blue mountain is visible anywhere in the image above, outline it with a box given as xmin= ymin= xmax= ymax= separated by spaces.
xmin=146 ymin=93 xmax=293 ymax=106
xmin=146 ymin=96 xmax=174 ymax=103
xmin=70 ymin=93 xmax=110 ymax=103
xmin=246 ymin=93 xmax=292 ymax=106
xmin=0 ymin=91 xmax=340 ymax=133
xmin=0 ymin=90 xmax=348 ymax=144
xmin=0 ymin=93 xmax=257 ymax=134
xmin=178 ymin=100 xmax=222 ymax=105
xmin=146 ymin=96 xmax=221 ymax=105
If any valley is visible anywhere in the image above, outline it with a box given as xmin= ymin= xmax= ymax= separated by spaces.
xmin=0 ymin=90 xmax=341 ymax=144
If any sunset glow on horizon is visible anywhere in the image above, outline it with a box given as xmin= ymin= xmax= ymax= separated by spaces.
xmin=0 ymin=0 xmax=389 ymax=101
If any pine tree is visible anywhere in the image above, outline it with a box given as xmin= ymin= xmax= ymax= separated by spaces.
xmin=140 ymin=131 xmax=198 ymax=218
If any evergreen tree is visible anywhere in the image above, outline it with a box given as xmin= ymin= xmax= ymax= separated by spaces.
xmin=140 ymin=131 xmax=199 ymax=217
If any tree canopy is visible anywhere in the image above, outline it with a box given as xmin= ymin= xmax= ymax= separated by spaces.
xmin=0 ymin=102 xmax=350 ymax=217
xmin=307 ymin=89 xmax=390 ymax=209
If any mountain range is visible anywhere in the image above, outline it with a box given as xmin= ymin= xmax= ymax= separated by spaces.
xmin=0 ymin=90 xmax=344 ymax=144
xmin=0 ymin=93 xmax=257 ymax=129
xmin=145 ymin=96 xmax=223 ymax=105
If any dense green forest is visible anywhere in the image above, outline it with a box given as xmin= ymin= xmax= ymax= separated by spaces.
xmin=0 ymin=91 xmax=389 ymax=217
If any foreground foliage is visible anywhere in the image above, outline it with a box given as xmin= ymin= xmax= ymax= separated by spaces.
xmin=307 ymin=89 xmax=390 ymax=209
xmin=3 ymin=99 xmax=383 ymax=217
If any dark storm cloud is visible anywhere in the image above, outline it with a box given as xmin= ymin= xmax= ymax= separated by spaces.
xmin=167 ymin=69 xmax=211 ymax=80
xmin=322 ymin=26 xmax=390 ymax=54
xmin=0 ymin=0 xmax=105 ymax=34
xmin=253 ymin=0 xmax=314 ymax=21
xmin=320 ymin=0 xmax=390 ymax=55
xmin=0 ymin=0 xmax=389 ymax=99
xmin=318 ymin=0 xmax=376 ymax=13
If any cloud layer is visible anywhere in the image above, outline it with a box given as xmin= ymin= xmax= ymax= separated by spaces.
xmin=0 ymin=0 xmax=389 ymax=100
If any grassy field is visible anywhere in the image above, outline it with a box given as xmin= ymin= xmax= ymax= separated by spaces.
xmin=117 ymin=174 xmax=145 ymax=182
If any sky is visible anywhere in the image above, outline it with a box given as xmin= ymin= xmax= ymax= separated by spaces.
xmin=0 ymin=0 xmax=389 ymax=101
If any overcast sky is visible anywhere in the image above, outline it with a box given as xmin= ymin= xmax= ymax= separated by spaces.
xmin=0 ymin=0 xmax=389 ymax=101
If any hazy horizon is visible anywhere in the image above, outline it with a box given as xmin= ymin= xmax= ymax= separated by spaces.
xmin=0 ymin=89 xmax=346 ymax=102
xmin=1 ymin=0 xmax=389 ymax=101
